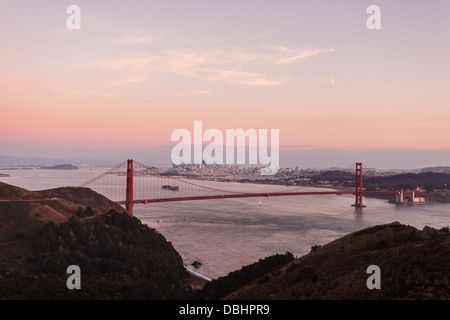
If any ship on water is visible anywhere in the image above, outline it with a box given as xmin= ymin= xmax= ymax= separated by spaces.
xmin=162 ymin=184 xmax=179 ymax=191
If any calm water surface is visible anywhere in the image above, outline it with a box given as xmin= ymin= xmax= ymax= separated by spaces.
xmin=2 ymin=168 xmax=449 ymax=279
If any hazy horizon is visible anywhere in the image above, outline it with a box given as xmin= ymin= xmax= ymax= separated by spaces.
xmin=2 ymin=146 xmax=450 ymax=170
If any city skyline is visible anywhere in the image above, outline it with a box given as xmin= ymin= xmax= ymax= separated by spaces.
xmin=1 ymin=1 xmax=449 ymax=169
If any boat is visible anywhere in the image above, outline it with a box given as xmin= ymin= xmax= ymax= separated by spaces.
xmin=162 ymin=185 xmax=179 ymax=191
xmin=259 ymin=200 xmax=262 ymax=206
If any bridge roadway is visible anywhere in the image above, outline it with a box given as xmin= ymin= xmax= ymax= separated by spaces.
xmin=115 ymin=190 xmax=398 ymax=205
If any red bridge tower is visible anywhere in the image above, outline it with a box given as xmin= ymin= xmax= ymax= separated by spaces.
xmin=126 ymin=159 xmax=134 ymax=215
xmin=352 ymin=162 xmax=366 ymax=208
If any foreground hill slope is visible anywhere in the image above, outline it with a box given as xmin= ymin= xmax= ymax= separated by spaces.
xmin=0 ymin=181 xmax=189 ymax=299
xmin=37 ymin=186 xmax=126 ymax=214
xmin=0 ymin=182 xmax=124 ymax=244
xmin=226 ymin=222 xmax=450 ymax=300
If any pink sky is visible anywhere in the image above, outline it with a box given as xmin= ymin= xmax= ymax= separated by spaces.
xmin=1 ymin=1 xmax=449 ymax=165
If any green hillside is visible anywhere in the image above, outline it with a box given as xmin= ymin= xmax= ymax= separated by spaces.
xmin=0 ymin=181 xmax=189 ymax=299
xmin=225 ymin=222 xmax=450 ymax=300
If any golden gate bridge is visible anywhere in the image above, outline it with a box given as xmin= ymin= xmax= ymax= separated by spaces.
xmin=80 ymin=160 xmax=400 ymax=215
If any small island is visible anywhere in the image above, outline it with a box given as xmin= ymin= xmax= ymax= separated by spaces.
xmin=40 ymin=164 xmax=79 ymax=170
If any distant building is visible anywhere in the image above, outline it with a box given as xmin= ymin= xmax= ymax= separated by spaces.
xmin=260 ymin=167 xmax=279 ymax=176
xmin=394 ymin=187 xmax=426 ymax=203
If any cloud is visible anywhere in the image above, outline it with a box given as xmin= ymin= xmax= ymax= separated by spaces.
xmin=243 ymin=78 xmax=281 ymax=86
xmin=103 ymin=45 xmax=333 ymax=86
xmin=175 ymin=90 xmax=212 ymax=96
xmin=124 ymin=76 xmax=149 ymax=83
xmin=106 ymin=56 xmax=154 ymax=71
xmin=165 ymin=51 xmax=207 ymax=77
xmin=111 ymin=30 xmax=168 ymax=44
xmin=203 ymin=69 xmax=280 ymax=86
xmin=113 ymin=36 xmax=157 ymax=44
xmin=271 ymin=47 xmax=335 ymax=64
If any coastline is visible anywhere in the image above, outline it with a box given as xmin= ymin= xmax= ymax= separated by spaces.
xmin=184 ymin=266 xmax=212 ymax=291
xmin=185 ymin=266 xmax=212 ymax=283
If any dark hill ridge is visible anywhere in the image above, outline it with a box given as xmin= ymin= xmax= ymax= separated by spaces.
xmin=37 ymin=186 xmax=125 ymax=214
xmin=225 ymin=222 xmax=450 ymax=300
xmin=0 ymin=182 xmax=125 ymax=243
xmin=0 ymin=182 xmax=190 ymax=299
xmin=0 ymin=181 xmax=42 ymax=200
xmin=0 ymin=180 xmax=124 ymax=213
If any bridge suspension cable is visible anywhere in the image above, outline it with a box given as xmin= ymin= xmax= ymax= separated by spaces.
xmin=79 ymin=160 xmax=399 ymax=215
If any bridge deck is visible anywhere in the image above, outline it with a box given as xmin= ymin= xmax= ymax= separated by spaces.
xmin=115 ymin=190 xmax=398 ymax=205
